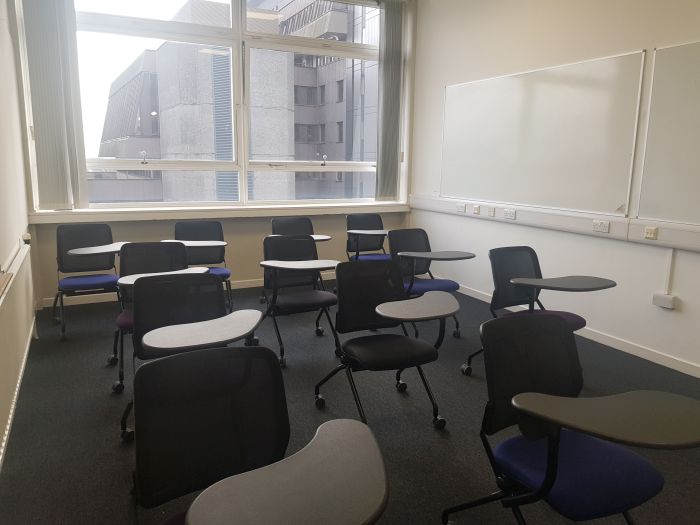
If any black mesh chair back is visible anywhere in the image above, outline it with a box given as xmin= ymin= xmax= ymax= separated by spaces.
xmin=119 ymin=242 xmax=188 ymax=303
xmin=133 ymin=346 xmax=290 ymax=508
xmin=489 ymin=246 xmax=543 ymax=311
xmin=271 ymin=216 xmax=314 ymax=236
xmin=119 ymin=242 xmax=187 ymax=277
xmin=480 ymin=314 xmax=583 ymax=436
xmin=346 ymin=213 xmax=386 ymax=253
xmin=174 ymin=220 xmax=225 ymax=265
xmin=263 ymin=235 xmax=318 ymax=289
xmin=388 ymin=228 xmax=432 ymax=276
xmin=335 ymin=260 xmax=406 ymax=333
xmin=56 ymin=223 xmax=115 ymax=273
xmin=132 ymin=273 xmax=226 ymax=360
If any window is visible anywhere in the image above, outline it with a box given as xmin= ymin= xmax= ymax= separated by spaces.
xmin=336 ymin=79 xmax=344 ymax=102
xmin=50 ymin=0 xmax=388 ymax=207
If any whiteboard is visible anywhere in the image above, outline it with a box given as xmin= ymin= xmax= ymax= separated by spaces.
xmin=639 ymin=42 xmax=700 ymax=225
xmin=440 ymin=53 xmax=644 ymax=214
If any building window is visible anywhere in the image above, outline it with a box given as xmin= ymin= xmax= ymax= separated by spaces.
xmin=336 ymin=79 xmax=344 ymax=103
xmin=61 ymin=0 xmax=385 ymax=206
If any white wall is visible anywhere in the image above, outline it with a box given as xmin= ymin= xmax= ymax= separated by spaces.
xmin=410 ymin=0 xmax=700 ymax=377
xmin=0 ymin=0 xmax=35 ymax=470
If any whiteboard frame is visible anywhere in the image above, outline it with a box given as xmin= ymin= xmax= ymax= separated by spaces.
xmin=438 ymin=50 xmax=646 ymax=217
xmin=636 ymin=40 xmax=700 ymax=227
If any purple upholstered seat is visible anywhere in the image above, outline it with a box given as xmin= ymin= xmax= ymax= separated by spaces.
xmin=349 ymin=253 xmax=392 ymax=262
xmin=116 ymin=310 xmax=134 ymax=332
xmin=207 ymin=266 xmax=231 ymax=279
xmin=493 ymin=429 xmax=664 ymax=521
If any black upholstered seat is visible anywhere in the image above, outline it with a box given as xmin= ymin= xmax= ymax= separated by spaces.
xmin=343 ymin=334 xmax=438 ymax=371
xmin=274 ymin=289 xmax=338 ymax=313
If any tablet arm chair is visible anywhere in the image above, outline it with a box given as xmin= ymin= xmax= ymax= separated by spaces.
xmin=53 ymin=223 xmax=119 ymax=342
xmin=442 ymin=315 xmax=663 ymax=525
xmin=262 ymin=234 xmax=339 ymax=367
xmin=388 ymin=228 xmax=462 ymax=338
xmin=111 ymin=242 xmax=188 ymax=394
xmin=133 ymin=346 xmax=290 ymax=517
xmin=346 ymin=213 xmax=391 ymax=261
xmin=175 ymin=220 xmax=232 ymax=311
xmin=120 ymin=272 xmax=227 ymax=441
xmin=461 ymin=245 xmax=586 ymax=377
xmin=271 ymin=216 xmax=314 ymax=236
xmin=315 ymin=260 xmax=446 ymax=429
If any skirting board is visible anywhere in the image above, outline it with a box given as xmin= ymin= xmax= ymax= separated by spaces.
xmin=454 ymin=283 xmax=700 ymax=379
xmin=40 ymin=270 xmax=338 ymax=308
xmin=0 ymin=316 xmax=35 ymax=474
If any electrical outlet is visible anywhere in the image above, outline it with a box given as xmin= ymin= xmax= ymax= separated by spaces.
xmin=488 ymin=207 xmax=496 ymax=217
xmin=592 ymin=220 xmax=610 ymax=233
xmin=473 ymin=205 xmax=480 ymax=215
xmin=455 ymin=202 xmax=466 ymax=213
xmin=644 ymin=226 xmax=658 ymax=240
xmin=503 ymin=208 xmax=517 ymax=220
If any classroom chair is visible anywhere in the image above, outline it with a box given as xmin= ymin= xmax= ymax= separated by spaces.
xmin=261 ymin=234 xmax=338 ymax=366
xmin=441 ymin=314 xmax=663 ymax=524
xmin=461 ymin=245 xmax=586 ymax=376
xmin=346 ymin=213 xmax=391 ymax=261
xmin=174 ymin=220 xmax=232 ymax=310
xmin=53 ymin=223 xmax=119 ymax=341
xmin=388 ymin=228 xmax=462 ymax=337
xmin=111 ymin=242 xmax=187 ymax=394
xmin=271 ymin=216 xmax=314 ymax=236
xmin=119 ymin=272 xmax=227 ymax=441
xmin=315 ymin=260 xmax=446 ymax=428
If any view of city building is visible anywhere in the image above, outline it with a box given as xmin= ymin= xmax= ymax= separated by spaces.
xmin=87 ymin=0 xmax=379 ymax=203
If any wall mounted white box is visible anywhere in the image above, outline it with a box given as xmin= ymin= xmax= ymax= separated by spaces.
xmin=652 ymin=292 xmax=677 ymax=309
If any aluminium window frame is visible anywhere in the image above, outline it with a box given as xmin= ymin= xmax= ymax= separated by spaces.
xmin=70 ymin=0 xmax=389 ymax=210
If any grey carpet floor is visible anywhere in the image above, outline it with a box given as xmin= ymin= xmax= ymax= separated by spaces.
xmin=0 ymin=287 xmax=698 ymax=525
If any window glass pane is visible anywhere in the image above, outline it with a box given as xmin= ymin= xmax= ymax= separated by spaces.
xmin=88 ymin=169 xmax=239 ymax=203
xmin=248 ymin=171 xmax=375 ymax=200
xmin=74 ymin=0 xmax=232 ymax=27
xmin=246 ymin=1 xmax=379 ymax=45
xmin=77 ymin=32 xmax=234 ymax=162
xmin=249 ymin=48 xmax=377 ymax=162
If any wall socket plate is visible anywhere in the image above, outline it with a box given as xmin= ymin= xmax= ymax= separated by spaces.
xmin=592 ymin=220 xmax=610 ymax=233
xmin=455 ymin=202 xmax=466 ymax=213
xmin=503 ymin=208 xmax=517 ymax=220
xmin=473 ymin=205 xmax=481 ymax=215
xmin=488 ymin=207 xmax=496 ymax=217
xmin=644 ymin=226 xmax=659 ymax=240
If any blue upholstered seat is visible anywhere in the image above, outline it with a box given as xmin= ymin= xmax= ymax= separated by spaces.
xmin=207 ymin=266 xmax=231 ymax=279
xmin=59 ymin=274 xmax=118 ymax=292
xmin=349 ymin=253 xmax=392 ymax=262
xmin=404 ymin=277 xmax=459 ymax=294
xmin=493 ymin=429 xmax=664 ymax=521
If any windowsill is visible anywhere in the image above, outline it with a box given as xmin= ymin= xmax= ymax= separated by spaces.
xmin=28 ymin=200 xmax=409 ymax=224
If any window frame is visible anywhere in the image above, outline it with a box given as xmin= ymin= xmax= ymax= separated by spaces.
xmin=69 ymin=0 xmax=390 ymax=210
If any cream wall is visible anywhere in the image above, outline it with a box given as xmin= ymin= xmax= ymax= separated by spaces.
xmin=0 ymin=0 xmax=35 ymax=470
xmin=410 ymin=0 xmax=700 ymax=377
xmin=31 ymin=212 xmax=408 ymax=307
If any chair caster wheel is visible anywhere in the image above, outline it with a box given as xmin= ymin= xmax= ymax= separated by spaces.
xmin=315 ymin=327 xmax=324 ymax=336
xmin=433 ymin=416 xmax=446 ymax=430
xmin=121 ymin=429 xmax=134 ymax=442
xmin=460 ymin=364 xmax=472 ymax=376
xmin=315 ymin=395 xmax=325 ymax=409
xmin=107 ymin=355 xmax=119 ymax=366
xmin=259 ymin=296 xmax=266 ymax=304
xmin=245 ymin=336 xmax=259 ymax=346
xmin=112 ymin=382 xmax=124 ymax=394
xmin=396 ymin=381 xmax=407 ymax=393
xmin=453 ymin=329 xmax=461 ymax=338
xmin=279 ymin=356 xmax=286 ymax=368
